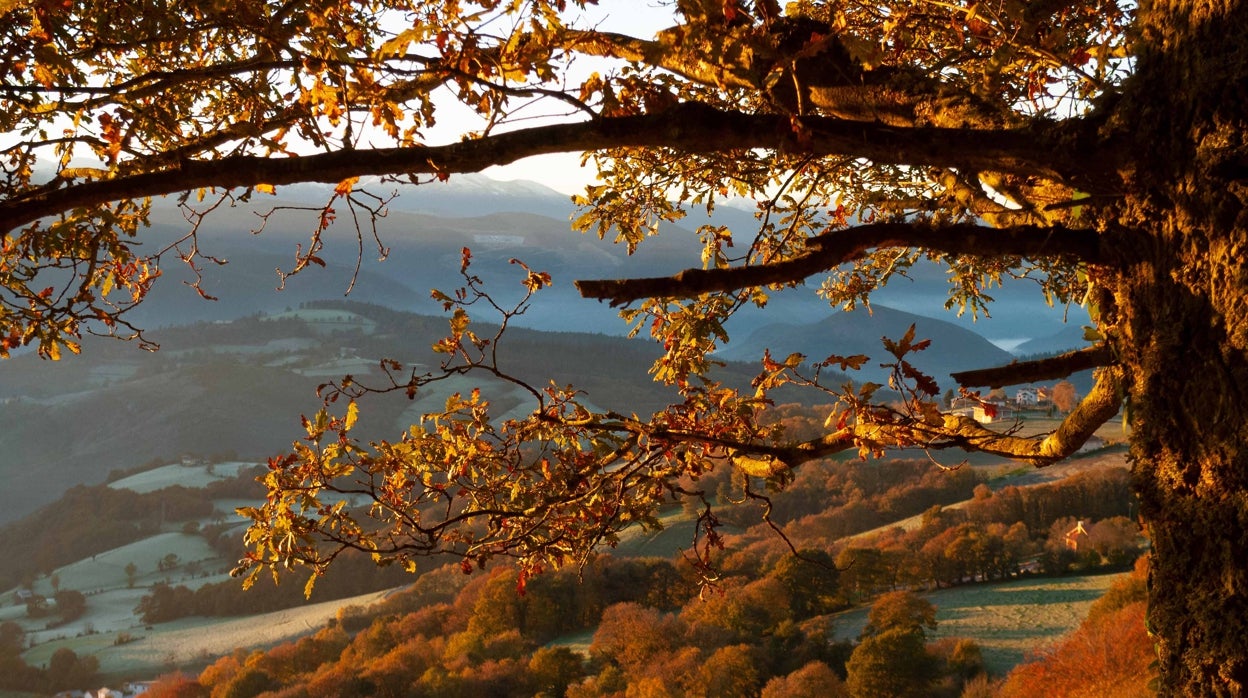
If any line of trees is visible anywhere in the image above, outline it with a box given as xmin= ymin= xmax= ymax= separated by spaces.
xmin=0 ymin=484 xmax=216 ymax=589
xmin=824 ymin=469 xmax=1140 ymax=598
xmin=0 ymin=621 xmax=99 ymax=694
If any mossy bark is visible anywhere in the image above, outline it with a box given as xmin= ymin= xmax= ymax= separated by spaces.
xmin=1108 ymin=1 xmax=1248 ymax=693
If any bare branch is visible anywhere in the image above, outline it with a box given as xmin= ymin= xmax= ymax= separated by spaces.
xmin=952 ymin=343 xmax=1115 ymax=388
xmin=1 ymin=104 xmax=1092 ymax=234
xmin=575 ymin=220 xmax=1110 ymax=306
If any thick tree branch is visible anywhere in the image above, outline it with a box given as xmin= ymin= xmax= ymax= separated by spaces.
xmin=575 ymin=220 xmax=1109 ymax=306
xmin=561 ymin=28 xmax=758 ymax=90
xmin=733 ymin=365 xmax=1124 ymax=476
xmin=561 ymin=26 xmax=1013 ymax=129
xmin=952 ymin=343 xmax=1115 ymax=388
xmin=0 ymin=104 xmax=1089 ymax=234
xmin=928 ymin=366 xmax=1124 ymax=465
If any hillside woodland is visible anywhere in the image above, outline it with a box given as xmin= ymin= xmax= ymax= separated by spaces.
xmin=0 ymin=445 xmax=1145 ymax=696
xmin=130 ymin=546 xmax=1153 ymax=698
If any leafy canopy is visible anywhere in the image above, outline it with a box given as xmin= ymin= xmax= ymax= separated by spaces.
xmin=0 ymin=0 xmax=1134 ymax=589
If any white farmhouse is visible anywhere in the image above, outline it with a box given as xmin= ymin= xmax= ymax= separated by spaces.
xmin=1015 ymin=387 xmax=1039 ymax=407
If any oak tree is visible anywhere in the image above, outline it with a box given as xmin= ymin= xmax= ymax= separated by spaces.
xmin=2 ymin=0 xmax=1246 ymax=692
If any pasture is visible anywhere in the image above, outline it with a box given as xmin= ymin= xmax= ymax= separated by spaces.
xmin=22 ymin=588 xmax=398 ymax=681
xmin=108 ymin=461 xmax=258 ymax=493
xmin=831 ymin=571 xmax=1127 ymax=675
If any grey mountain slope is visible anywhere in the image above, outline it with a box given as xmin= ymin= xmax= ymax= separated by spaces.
xmin=0 ymin=302 xmax=813 ymax=525
xmin=1012 ymin=325 xmax=1094 ymax=357
xmin=718 ymin=303 xmax=1015 ymax=387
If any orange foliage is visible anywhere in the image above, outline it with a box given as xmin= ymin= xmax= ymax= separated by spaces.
xmin=590 ymin=602 xmax=687 ymax=671
xmin=760 ymin=661 xmax=850 ymax=698
xmin=998 ymin=601 xmax=1155 ymax=697
xmin=141 ymin=673 xmax=208 ymax=698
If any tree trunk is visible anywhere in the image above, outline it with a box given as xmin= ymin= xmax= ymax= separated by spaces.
xmin=1112 ymin=1 xmax=1248 ymax=693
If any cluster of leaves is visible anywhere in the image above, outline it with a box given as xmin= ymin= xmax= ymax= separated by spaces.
xmin=1 ymin=0 xmax=598 ymax=355
xmin=236 ymin=256 xmax=794 ymax=593
xmin=237 ymin=249 xmax=1133 ymax=596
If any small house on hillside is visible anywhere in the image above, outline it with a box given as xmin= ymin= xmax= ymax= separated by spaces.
xmin=950 ymin=400 xmax=1015 ymax=424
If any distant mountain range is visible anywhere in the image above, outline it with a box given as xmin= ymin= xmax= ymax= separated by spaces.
xmin=137 ymin=174 xmax=1091 ymax=349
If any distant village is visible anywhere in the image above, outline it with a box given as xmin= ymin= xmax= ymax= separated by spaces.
xmin=949 ymin=381 xmax=1108 ymax=453
xmin=948 ymin=382 xmax=1068 ymax=419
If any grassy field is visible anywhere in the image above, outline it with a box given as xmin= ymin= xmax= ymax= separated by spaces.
xmin=108 ymin=461 xmax=257 ymax=493
xmin=22 ymin=588 xmax=399 ymax=682
xmin=32 ymin=532 xmax=220 ymax=595
xmin=831 ymin=571 xmax=1127 ymax=676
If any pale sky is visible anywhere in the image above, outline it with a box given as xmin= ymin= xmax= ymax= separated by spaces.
xmin=480 ymin=1 xmax=678 ymax=194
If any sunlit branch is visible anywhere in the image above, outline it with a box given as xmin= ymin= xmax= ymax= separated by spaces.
xmin=732 ymin=366 xmax=1124 ymax=476
xmin=2 ymin=106 xmax=1095 ymax=236
xmin=575 ymin=221 xmax=1109 ymax=306
xmin=561 ymin=28 xmax=757 ymax=91
xmin=952 ymin=343 xmax=1114 ymax=388
xmin=561 ymin=25 xmax=1021 ymax=129
xmin=927 ymin=366 xmax=1124 ymax=465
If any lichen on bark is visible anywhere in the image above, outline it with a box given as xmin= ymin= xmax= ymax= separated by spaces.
xmin=1107 ymin=1 xmax=1248 ymax=692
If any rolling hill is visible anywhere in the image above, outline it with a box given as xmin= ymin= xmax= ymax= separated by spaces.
xmin=0 ymin=302 xmax=828 ymax=525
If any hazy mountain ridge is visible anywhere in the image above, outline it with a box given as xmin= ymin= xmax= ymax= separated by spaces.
xmin=718 ymin=303 xmax=1017 ymax=386
xmin=135 ymin=175 xmax=1090 ymax=347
